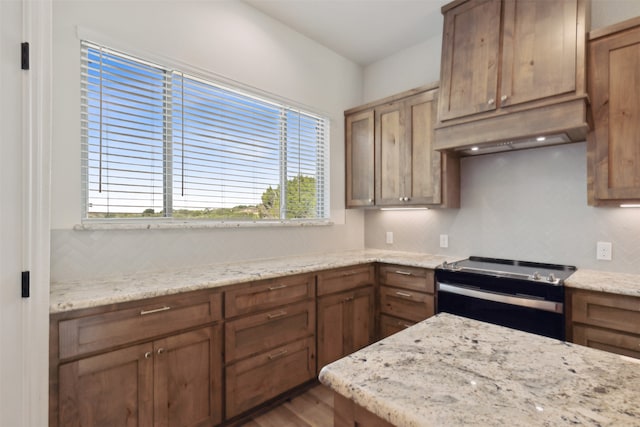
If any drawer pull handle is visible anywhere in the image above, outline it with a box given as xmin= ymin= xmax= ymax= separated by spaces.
xmin=395 ymin=291 xmax=413 ymax=298
xmin=140 ymin=306 xmax=171 ymax=316
xmin=268 ymin=284 xmax=287 ymax=291
xmin=342 ymin=271 xmax=361 ymax=277
xmin=144 ymin=351 xmax=152 ymax=359
xmin=397 ymin=322 xmax=412 ymax=328
xmin=394 ymin=270 xmax=412 ymax=276
xmin=267 ymin=310 xmax=287 ymax=320
xmin=268 ymin=349 xmax=288 ymax=360
xmin=343 ymin=296 xmax=354 ymax=302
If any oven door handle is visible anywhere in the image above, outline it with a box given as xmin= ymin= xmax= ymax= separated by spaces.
xmin=437 ymin=282 xmax=563 ymax=314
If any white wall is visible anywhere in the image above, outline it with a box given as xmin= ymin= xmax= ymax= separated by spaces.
xmin=363 ymin=0 xmax=640 ymax=274
xmin=51 ymin=0 xmax=365 ymax=281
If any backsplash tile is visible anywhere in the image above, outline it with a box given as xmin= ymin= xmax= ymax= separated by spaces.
xmin=365 ymin=142 xmax=640 ymax=274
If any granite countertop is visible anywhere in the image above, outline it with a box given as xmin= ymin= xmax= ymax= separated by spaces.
xmin=565 ymin=269 xmax=640 ymax=298
xmin=319 ymin=313 xmax=640 ymax=427
xmin=50 ymin=249 xmax=640 ymax=314
xmin=49 ymin=249 xmax=458 ymax=313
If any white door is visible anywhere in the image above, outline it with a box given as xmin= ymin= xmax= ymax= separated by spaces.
xmin=0 ymin=0 xmax=51 ymax=425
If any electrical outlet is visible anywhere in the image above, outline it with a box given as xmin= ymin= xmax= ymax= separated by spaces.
xmin=596 ymin=241 xmax=612 ymax=261
xmin=440 ymin=234 xmax=449 ymax=248
xmin=386 ymin=231 xmax=393 ymax=245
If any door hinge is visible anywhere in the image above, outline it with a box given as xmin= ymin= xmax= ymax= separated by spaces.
xmin=22 ymin=271 xmax=30 ymax=298
xmin=21 ymin=42 xmax=29 ymax=70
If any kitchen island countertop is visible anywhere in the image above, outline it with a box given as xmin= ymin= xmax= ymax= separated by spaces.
xmin=319 ymin=313 xmax=640 ymax=427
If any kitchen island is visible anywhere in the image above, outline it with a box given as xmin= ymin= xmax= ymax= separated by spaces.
xmin=319 ymin=313 xmax=640 ymax=427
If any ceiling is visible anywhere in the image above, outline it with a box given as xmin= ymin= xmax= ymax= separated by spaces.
xmin=243 ymin=0 xmax=449 ymax=66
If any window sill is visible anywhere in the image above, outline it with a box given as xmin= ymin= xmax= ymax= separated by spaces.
xmin=74 ymin=219 xmax=334 ymax=231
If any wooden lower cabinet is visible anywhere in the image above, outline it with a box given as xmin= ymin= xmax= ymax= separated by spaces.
xmin=568 ymin=288 xmax=640 ymax=359
xmin=317 ymin=286 xmax=375 ymax=372
xmin=225 ymin=337 xmax=316 ymax=418
xmin=377 ymin=264 xmax=436 ymax=339
xmin=379 ymin=285 xmax=434 ymax=322
xmin=573 ymin=324 xmax=640 ymax=359
xmin=379 ymin=314 xmax=415 ymax=339
xmin=59 ymin=326 xmax=222 ymax=427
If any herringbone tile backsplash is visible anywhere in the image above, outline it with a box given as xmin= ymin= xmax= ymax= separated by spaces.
xmin=365 ymin=142 xmax=640 ymax=274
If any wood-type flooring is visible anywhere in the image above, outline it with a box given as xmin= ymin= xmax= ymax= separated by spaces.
xmin=241 ymin=385 xmax=334 ymax=427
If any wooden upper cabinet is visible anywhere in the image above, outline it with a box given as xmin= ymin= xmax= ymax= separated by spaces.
xmin=439 ymin=0 xmax=501 ymax=121
xmin=346 ymin=84 xmax=460 ymax=209
xmin=588 ymin=17 xmax=640 ymax=205
xmin=500 ymin=0 xmax=579 ymax=108
xmin=346 ymin=110 xmax=375 ymax=207
xmin=435 ymin=0 xmax=589 ymax=151
xmin=376 ymin=90 xmax=444 ymax=206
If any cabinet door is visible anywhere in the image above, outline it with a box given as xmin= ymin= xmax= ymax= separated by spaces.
xmin=317 ymin=286 xmax=374 ymax=371
xmin=154 ymin=326 xmax=222 ymax=427
xmin=345 ymin=110 xmax=375 ymax=207
xmin=589 ymin=25 xmax=640 ymax=202
xmin=439 ymin=0 xmax=501 ymax=121
xmin=59 ymin=343 xmax=154 ymax=427
xmin=375 ymin=101 xmax=406 ymax=205
xmin=500 ymin=0 xmax=578 ymax=108
xmin=406 ymin=91 xmax=441 ymax=204
xmin=573 ymin=324 xmax=640 ymax=360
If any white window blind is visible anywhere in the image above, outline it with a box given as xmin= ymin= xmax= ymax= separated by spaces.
xmin=81 ymin=41 xmax=329 ymax=221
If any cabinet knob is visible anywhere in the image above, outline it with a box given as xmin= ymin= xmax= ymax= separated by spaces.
xmin=157 ymin=348 xmax=166 ymax=355
xmin=144 ymin=351 xmax=152 ymax=359
xmin=487 ymin=98 xmax=495 ymax=105
xmin=501 ymin=95 xmax=508 ymax=102
xmin=368 ymin=199 xmax=373 ymax=204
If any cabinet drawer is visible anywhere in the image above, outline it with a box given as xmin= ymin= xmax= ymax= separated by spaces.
xmin=225 ymin=337 xmax=316 ymax=418
xmin=571 ymin=290 xmax=640 ymax=335
xmin=225 ymin=274 xmax=315 ymax=318
xmin=573 ymin=324 xmax=640 ymax=359
xmin=378 ymin=264 xmax=434 ymax=293
xmin=58 ymin=292 xmax=222 ymax=360
xmin=317 ymin=264 xmax=375 ymax=296
xmin=226 ymin=300 xmax=315 ymax=362
xmin=379 ymin=286 xmax=434 ymax=322
xmin=379 ymin=314 xmax=415 ymax=339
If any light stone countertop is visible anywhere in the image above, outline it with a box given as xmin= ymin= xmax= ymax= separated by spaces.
xmin=50 ymin=249 xmax=640 ymax=314
xmin=49 ymin=249 xmax=458 ymax=314
xmin=319 ymin=313 xmax=640 ymax=427
xmin=565 ymin=269 xmax=640 ymax=297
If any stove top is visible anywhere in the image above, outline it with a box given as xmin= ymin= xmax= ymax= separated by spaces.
xmin=438 ymin=256 xmax=576 ymax=285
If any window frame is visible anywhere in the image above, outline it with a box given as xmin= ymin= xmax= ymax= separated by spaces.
xmin=80 ymin=40 xmax=331 ymax=226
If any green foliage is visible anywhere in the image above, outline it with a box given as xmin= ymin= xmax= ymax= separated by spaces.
xmin=88 ymin=175 xmax=317 ymax=220
xmin=259 ymin=175 xmax=317 ymax=219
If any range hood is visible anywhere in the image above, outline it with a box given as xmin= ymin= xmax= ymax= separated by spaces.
xmin=434 ymin=97 xmax=591 ymax=156
xmin=454 ymin=133 xmax=571 ymax=156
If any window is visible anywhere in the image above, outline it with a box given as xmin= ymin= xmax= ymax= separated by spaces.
xmin=81 ymin=41 xmax=329 ymax=222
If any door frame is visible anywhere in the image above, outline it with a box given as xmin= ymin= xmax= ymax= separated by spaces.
xmin=0 ymin=0 xmax=52 ymax=425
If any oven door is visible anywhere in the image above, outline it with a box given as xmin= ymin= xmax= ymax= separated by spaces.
xmin=437 ymin=282 xmax=565 ymax=340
